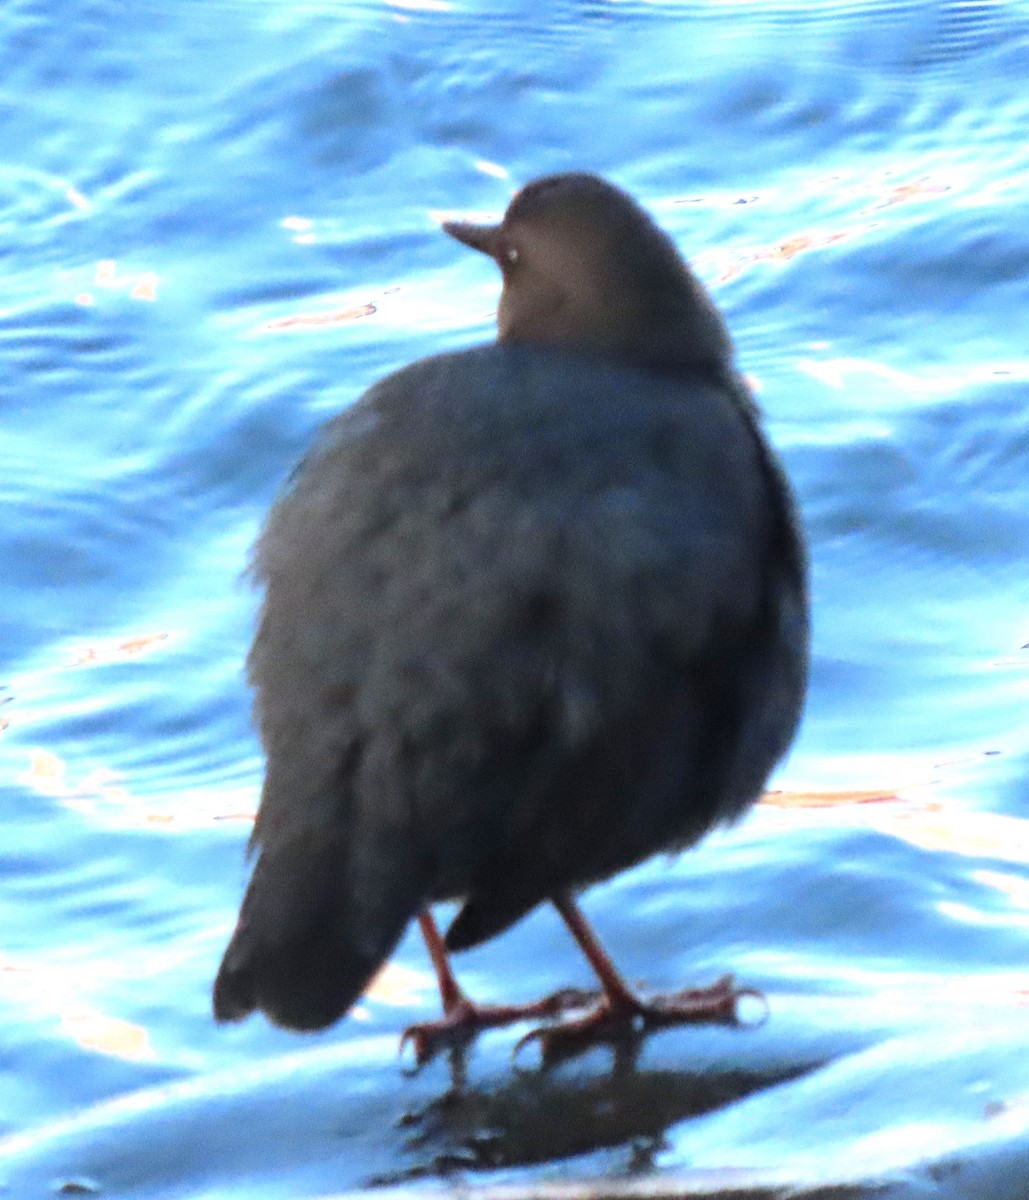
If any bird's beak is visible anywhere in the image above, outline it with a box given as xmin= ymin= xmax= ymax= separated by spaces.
xmin=442 ymin=220 xmax=504 ymax=259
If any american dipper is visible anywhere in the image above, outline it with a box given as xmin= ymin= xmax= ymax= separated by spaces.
xmin=213 ymin=172 xmax=808 ymax=1063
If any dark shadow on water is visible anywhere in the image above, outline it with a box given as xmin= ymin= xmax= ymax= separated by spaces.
xmin=375 ymin=1051 xmax=818 ymax=1185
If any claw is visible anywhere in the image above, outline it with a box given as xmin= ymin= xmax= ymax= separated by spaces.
xmin=729 ymin=984 xmax=770 ymax=1028
xmin=400 ymin=1017 xmax=476 ymax=1069
xmin=511 ymin=1022 xmax=547 ymax=1063
xmin=646 ymin=974 xmax=768 ymax=1028
xmin=398 ymin=985 xmax=603 ymax=1069
xmin=399 ymin=1025 xmax=433 ymax=1070
xmin=509 ymin=975 xmax=767 ymax=1067
xmin=399 ymin=973 xmax=765 ymax=1071
xmin=512 ymin=1006 xmax=644 ymax=1067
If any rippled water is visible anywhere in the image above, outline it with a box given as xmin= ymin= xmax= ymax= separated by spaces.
xmin=1 ymin=2 xmax=1027 ymax=1198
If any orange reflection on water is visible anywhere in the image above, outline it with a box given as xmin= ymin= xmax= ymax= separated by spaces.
xmin=887 ymin=807 xmax=1029 ymax=866
xmin=763 ymin=787 xmax=902 ymax=808
xmin=22 ymin=749 xmax=131 ymax=815
xmin=0 ymin=953 xmax=154 ymax=1062
xmin=129 ymin=272 xmax=159 ymax=302
xmin=21 ymin=748 xmax=74 ymax=796
xmin=20 ymin=748 xmax=256 ymax=831
xmin=68 ymin=631 xmax=170 ymax=668
xmin=765 ymin=781 xmax=1029 ymax=866
xmin=76 ymin=258 xmax=161 ymax=306
xmin=353 ymin=961 xmax=434 ymax=1019
xmin=869 ymin=175 xmax=951 ymax=210
xmin=700 ymin=171 xmax=953 ymax=287
xmin=715 ymin=225 xmax=857 ymax=285
xmin=261 ymin=302 xmax=377 ymax=333
xmin=61 ymin=1007 xmax=155 ymax=1061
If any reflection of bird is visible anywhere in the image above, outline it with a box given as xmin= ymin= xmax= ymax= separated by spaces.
xmin=213 ymin=173 xmax=808 ymax=1063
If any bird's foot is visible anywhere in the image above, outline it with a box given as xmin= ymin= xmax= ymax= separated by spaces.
xmin=514 ymin=974 xmax=766 ymax=1065
xmin=400 ymin=986 xmax=601 ymax=1068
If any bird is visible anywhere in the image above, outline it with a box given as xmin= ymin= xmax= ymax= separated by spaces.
xmin=213 ymin=171 xmax=808 ymax=1064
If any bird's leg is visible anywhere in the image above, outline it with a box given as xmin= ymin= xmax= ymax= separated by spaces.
xmin=417 ymin=909 xmax=468 ymax=1015
xmin=514 ymin=893 xmax=764 ymax=1062
xmin=399 ymin=910 xmax=599 ymax=1067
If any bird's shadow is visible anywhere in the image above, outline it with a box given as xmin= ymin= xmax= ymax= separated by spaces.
xmin=371 ymin=1032 xmax=823 ymax=1186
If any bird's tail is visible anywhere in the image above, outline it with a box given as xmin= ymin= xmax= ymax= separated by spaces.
xmin=213 ymin=823 xmax=426 ymax=1032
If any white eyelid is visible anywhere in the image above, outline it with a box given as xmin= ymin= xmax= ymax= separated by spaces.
xmin=505 ymin=246 xmax=519 ymax=265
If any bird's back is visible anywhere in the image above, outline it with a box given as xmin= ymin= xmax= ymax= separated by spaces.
xmin=214 ymin=342 xmax=807 ymax=1029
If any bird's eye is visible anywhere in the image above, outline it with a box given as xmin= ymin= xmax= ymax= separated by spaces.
xmin=504 ymin=245 xmax=519 ymax=267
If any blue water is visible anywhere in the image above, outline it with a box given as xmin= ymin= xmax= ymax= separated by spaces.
xmin=1 ymin=2 xmax=1027 ymax=1197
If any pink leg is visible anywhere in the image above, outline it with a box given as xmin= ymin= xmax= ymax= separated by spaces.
xmin=514 ymin=893 xmax=761 ymax=1059
xmin=400 ymin=899 xmax=763 ymax=1067
xmin=400 ymin=910 xmax=598 ymax=1066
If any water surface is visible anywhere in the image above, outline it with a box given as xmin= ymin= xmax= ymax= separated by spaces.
xmin=1 ymin=2 xmax=1027 ymax=1197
